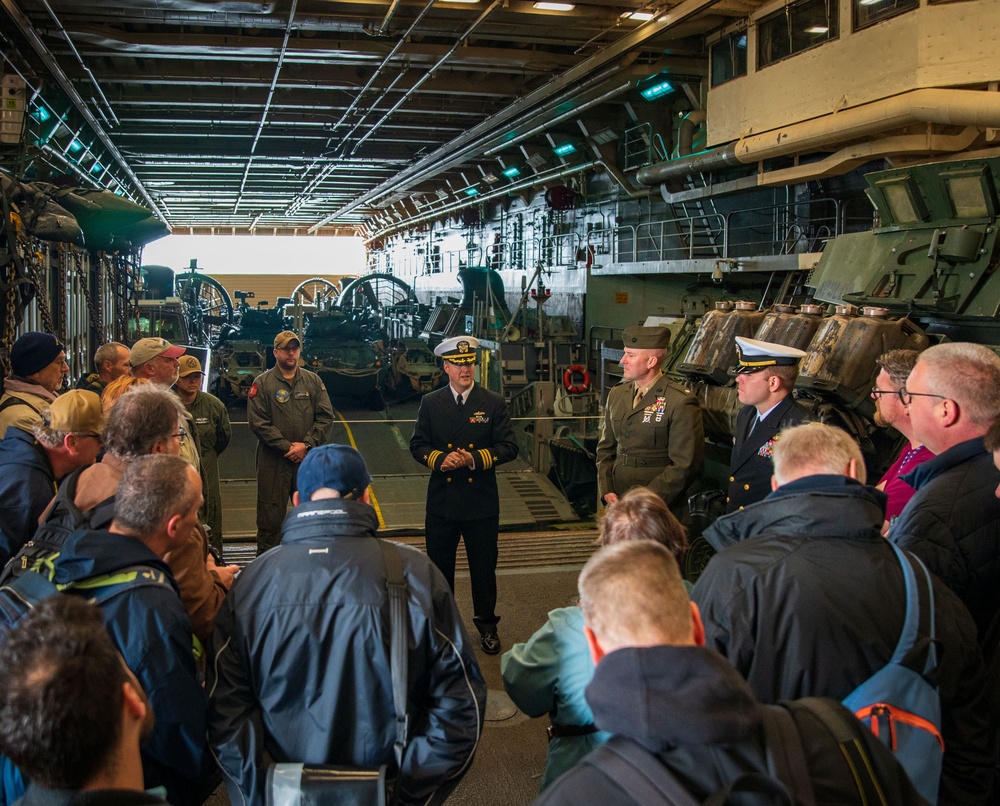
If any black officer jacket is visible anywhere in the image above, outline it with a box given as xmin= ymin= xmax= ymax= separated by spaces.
xmin=409 ymin=383 xmax=518 ymax=521
xmin=726 ymin=395 xmax=812 ymax=512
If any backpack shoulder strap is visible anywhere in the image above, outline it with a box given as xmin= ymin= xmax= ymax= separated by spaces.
xmin=760 ymin=705 xmax=816 ymax=805
xmin=886 ymin=541 xmax=938 ymax=675
xmin=70 ymin=564 xmax=172 ymax=605
xmin=592 ymin=738 xmax=700 ymax=805
xmin=377 ymin=539 xmax=410 ymax=776
xmin=0 ymin=396 xmax=34 ymax=414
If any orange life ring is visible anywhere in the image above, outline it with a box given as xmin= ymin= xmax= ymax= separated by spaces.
xmin=563 ymin=365 xmax=591 ymax=394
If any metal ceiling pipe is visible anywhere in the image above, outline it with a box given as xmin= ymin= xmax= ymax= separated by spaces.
xmin=311 ymin=0 xmax=725 ymax=230
xmin=377 ymin=0 xmax=403 ymax=33
xmin=677 ymin=108 xmax=706 ymax=157
xmin=349 ymin=0 xmax=504 ymax=155
xmin=659 ymin=127 xmax=984 ymax=204
xmin=367 ymin=160 xmax=600 ymax=242
xmin=0 ymin=0 xmax=166 ymax=222
xmin=638 ymin=88 xmax=1000 ymax=186
xmin=234 ymin=0 xmax=298 ymax=214
xmin=483 ymin=81 xmax=634 ymax=156
xmin=735 ymin=88 xmax=1000 ymax=161
xmin=636 ymin=144 xmax=742 ymax=184
xmin=38 ymin=0 xmax=119 ymax=127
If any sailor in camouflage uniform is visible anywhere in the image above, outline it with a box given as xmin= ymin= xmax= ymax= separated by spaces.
xmin=248 ymin=331 xmax=334 ymax=555
xmin=596 ymin=326 xmax=704 ymax=513
xmin=175 ymin=355 xmax=232 ymax=553
xmin=726 ymin=336 xmax=813 ymax=512
xmin=409 ymin=335 xmax=518 ymax=655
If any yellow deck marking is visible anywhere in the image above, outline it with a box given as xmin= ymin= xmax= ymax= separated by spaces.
xmin=333 ymin=407 xmax=385 ymax=529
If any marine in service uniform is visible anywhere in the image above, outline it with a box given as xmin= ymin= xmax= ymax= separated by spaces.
xmin=726 ymin=336 xmax=813 ymax=512
xmin=175 ymin=355 xmax=232 ymax=553
xmin=247 ymin=331 xmax=334 ymax=555
xmin=409 ymin=335 xmax=518 ymax=655
xmin=596 ymin=326 xmax=704 ymax=513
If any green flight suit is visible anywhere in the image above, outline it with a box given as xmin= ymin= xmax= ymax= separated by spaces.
xmin=247 ymin=366 xmax=334 ymax=554
xmin=185 ymin=390 xmax=232 ymax=553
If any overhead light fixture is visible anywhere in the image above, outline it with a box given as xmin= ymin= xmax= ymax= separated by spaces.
xmin=805 ymin=25 xmax=829 ymax=33
xmin=533 ymin=2 xmax=575 ymax=10
xmin=501 ymin=165 xmax=521 ymax=178
xmin=553 ymin=141 xmax=577 ymax=157
xmin=90 ymin=162 xmax=103 ymax=175
xmin=640 ymin=79 xmax=674 ymax=101
xmin=524 ymin=152 xmax=548 ymax=169
xmin=591 ymin=127 xmax=618 ymax=144
xmin=621 ymin=11 xmax=655 ymax=21
xmin=463 ymin=186 xmax=480 ymax=196
xmin=29 ymin=105 xmax=51 ymax=123
xmin=67 ymin=139 xmax=84 ymax=153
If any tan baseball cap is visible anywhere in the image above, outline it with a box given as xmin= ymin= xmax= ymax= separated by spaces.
xmin=44 ymin=390 xmax=104 ymax=434
xmin=129 ymin=337 xmax=185 ymax=367
xmin=274 ymin=331 xmax=301 ymax=349
xmin=177 ymin=356 xmax=204 ymax=377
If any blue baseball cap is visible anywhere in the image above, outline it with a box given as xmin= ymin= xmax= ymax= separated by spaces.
xmin=297 ymin=443 xmax=372 ymax=501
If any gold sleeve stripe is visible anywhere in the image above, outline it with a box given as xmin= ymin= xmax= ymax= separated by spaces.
xmin=478 ymin=448 xmax=493 ymax=470
xmin=427 ymin=449 xmax=444 ymax=469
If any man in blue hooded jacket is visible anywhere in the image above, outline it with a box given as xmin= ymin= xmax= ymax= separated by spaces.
xmin=0 ymin=390 xmax=103 ymax=566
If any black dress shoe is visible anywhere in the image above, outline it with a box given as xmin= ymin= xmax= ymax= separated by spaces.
xmin=480 ymin=631 xmax=501 ymax=655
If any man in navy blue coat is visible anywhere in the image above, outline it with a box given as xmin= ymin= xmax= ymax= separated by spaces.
xmin=0 ymin=390 xmax=103 ymax=566
xmin=726 ymin=336 xmax=812 ymax=512
xmin=410 ymin=336 xmax=518 ymax=655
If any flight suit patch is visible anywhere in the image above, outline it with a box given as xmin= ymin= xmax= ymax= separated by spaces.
xmin=275 ymin=388 xmax=290 ymax=403
xmin=248 ymin=384 xmax=258 ymax=398
xmin=294 ymin=391 xmax=310 ymax=399
xmin=195 ymin=417 xmax=209 ymax=425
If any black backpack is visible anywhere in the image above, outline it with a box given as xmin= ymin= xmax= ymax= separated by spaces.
xmin=586 ymin=697 xmax=926 ymax=805
xmin=0 ymin=467 xmax=115 ymax=586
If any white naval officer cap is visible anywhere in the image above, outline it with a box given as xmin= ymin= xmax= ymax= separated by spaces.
xmin=732 ymin=336 xmax=807 ymax=375
xmin=434 ymin=336 xmax=479 ymax=365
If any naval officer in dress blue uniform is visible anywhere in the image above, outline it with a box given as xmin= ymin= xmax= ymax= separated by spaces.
xmin=409 ymin=335 xmax=519 ymax=655
xmin=727 ymin=336 xmax=813 ymax=512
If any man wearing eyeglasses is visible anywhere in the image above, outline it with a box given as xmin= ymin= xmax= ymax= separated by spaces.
xmin=870 ymin=349 xmax=934 ymax=533
xmin=0 ymin=389 xmax=103 ymax=567
xmin=129 ymin=337 xmax=203 ymax=474
xmin=889 ymin=342 xmax=1000 ymax=647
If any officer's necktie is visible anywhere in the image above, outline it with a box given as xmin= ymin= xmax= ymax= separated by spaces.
xmin=633 ymin=387 xmax=643 ymax=409
xmin=457 ymin=393 xmax=465 ymax=408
